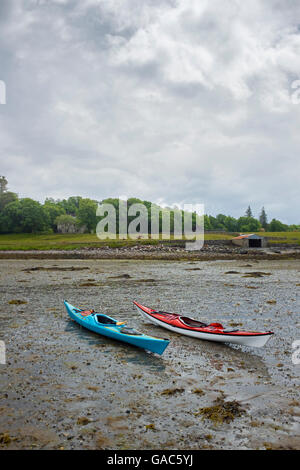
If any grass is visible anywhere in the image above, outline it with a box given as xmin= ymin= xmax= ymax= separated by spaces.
xmin=0 ymin=231 xmax=299 ymax=250
xmin=254 ymin=232 xmax=300 ymax=244
xmin=0 ymin=233 xmax=160 ymax=251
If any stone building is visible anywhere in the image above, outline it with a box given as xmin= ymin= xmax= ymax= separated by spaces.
xmin=232 ymin=233 xmax=267 ymax=248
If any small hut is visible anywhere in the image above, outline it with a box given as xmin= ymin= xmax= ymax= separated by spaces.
xmin=232 ymin=234 xmax=267 ymax=248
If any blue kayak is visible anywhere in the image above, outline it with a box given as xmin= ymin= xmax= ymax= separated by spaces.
xmin=64 ymin=300 xmax=169 ymax=355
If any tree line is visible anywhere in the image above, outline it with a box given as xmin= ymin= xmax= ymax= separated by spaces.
xmin=0 ymin=176 xmax=299 ymax=234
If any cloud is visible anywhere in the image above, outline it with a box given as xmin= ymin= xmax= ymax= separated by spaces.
xmin=0 ymin=0 xmax=300 ymax=223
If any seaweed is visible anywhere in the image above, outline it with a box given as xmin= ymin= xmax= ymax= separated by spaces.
xmin=192 ymin=388 xmax=205 ymax=396
xmin=22 ymin=266 xmax=90 ymax=272
xmin=108 ymin=274 xmax=132 ymax=279
xmin=145 ymin=423 xmax=156 ymax=430
xmin=77 ymin=417 xmax=91 ymax=426
xmin=195 ymin=396 xmax=246 ymax=424
xmin=0 ymin=433 xmax=11 ymax=445
xmin=79 ymin=282 xmax=98 ymax=287
xmin=242 ymin=272 xmax=271 ymax=278
xmin=161 ymin=388 xmax=185 ymax=396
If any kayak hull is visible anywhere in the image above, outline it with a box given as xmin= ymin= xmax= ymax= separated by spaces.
xmin=134 ymin=302 xmax=273 ymax=348
xmin=64 ymin=301 xmax=169 ymax=355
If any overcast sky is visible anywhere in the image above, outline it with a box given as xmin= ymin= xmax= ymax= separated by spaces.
xmin=1 ymin=0 xmax=300 ymax=223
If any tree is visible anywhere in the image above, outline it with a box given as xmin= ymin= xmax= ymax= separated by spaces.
xmin=268 ymin=218 xmax=288 ymax=232
xmin=0 ymin=200 xmax=22 ymax=233
xmin=0 ymin=175 xmax=18 ymax=212
xmin=216 ymin=214 xmax=227 ymax=228
xmin=259 ymin=207 xmax=268 ymax=229
xmin=77 ymin=198 xmax=98 ymax=232
xmin=208 ymin=215 xmax=218 ymax=230
xmin=55 ymin=214 xmax=80 ymax=233
xmin=237 ymin=216 xmax=261 ymax=233
xmin=0 ymin=176 xmax=8 ymax=194
xmin=288 ymin=224 xmax=300 ymax=232
xmin=0 ymin=191 xmax=18 ymax=211
xmin=204 ymin=215 xmax=212 ymax=231
xmin=223 ymin=216 xmax=239 ymax=232
xmin=43 ymin=200 xmax=66 ymax=231
xmin=0 ymin=198 xmax=50 ymax=233
xmin=58 ymin=196 xmax=82 ymax=216
xmin=245 ymin=206 xmax=253 ymax=218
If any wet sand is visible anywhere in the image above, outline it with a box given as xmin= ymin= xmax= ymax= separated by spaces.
xmin=0 ymin=259 xmax=299 ymax=449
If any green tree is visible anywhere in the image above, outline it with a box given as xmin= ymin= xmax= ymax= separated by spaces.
xmin=204 ymin=215 xmax=212 ymax=231
xmin=77 ymin=198 xmax=98 ymax=232
xmin=0 ymin=191 xmax=18 ymax=211
xmin=288 ymin=224 xmax=300 ymax=231
xmin=237 ymin=216 xmax=261 ymax=233
xmin=268 ymin=218 xmax=288 ymax=232
xmin=245 ymin=206 xmax=253 ymax=218
xmin=223 ymin=216 xmax=238 ymax=232
xmin=58 ymin=196 xmax=82 ymax=216
xmin=43 ymin=200 xmax=66 ymax=231
xmin=0 ymin=176 xmax=8 ymax=194
xmin=208 ymin=215 xmax=218 ymax=230
xmin=0 ymin=198 xmax=50 ymax=233
xmin=259 ymin=207 xmax=268 ymax=229
xmin=0 ymin=200 xmax=21 ymax=233
xmin=210 ymin=214 xmax=226 ymax=230
xmin=216 ymin=214 xmax=227 ymax=227
xmin=54 ymin=214 xmax=80 ymax=233
xmin=0 ymin=175 xmax=18 ymax=211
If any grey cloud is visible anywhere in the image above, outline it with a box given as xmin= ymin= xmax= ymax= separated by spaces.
xmin=0 ymin=0 xmax=300 ymax=223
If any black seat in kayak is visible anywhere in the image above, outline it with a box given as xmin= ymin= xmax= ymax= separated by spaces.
xmin=180 ymin=317 xmax=208 ymax=328
xmin=95 ymin=315 xmax=116 ymax=325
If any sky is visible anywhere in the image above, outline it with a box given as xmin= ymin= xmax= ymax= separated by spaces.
xmin=0 ymin=0 xmax=300 ymax=223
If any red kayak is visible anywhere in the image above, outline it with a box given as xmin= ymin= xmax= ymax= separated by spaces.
xmin=134 ymin=301 xmax=274 ymax=348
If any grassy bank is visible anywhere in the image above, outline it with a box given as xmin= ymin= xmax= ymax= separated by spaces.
xmin=255 ymin=232 xmax=300 ymax=244
xmin=0 ymin=233 xmax=160 ymax=250
xmin=0 ymin=231 xmax=299 ymax=251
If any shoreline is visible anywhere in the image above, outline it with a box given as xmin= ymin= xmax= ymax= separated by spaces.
xmin=1 ymin=246 xmax=300 ymax=261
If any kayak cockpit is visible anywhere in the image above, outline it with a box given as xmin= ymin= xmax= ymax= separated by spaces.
xmin=179 ymin=317 xmax=208 ymax=328
xmin=95 ymin=315 xmax=117 ymax=325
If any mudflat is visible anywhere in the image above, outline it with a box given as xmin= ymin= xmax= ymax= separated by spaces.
xmin=0 ymin=259 xmax=299 ymax=449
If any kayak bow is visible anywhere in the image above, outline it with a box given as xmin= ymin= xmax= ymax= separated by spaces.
xmin=134 ymin=301 xmax=274 ymax=348
xmin=64 ymin=300 xmax=169 ymax=355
